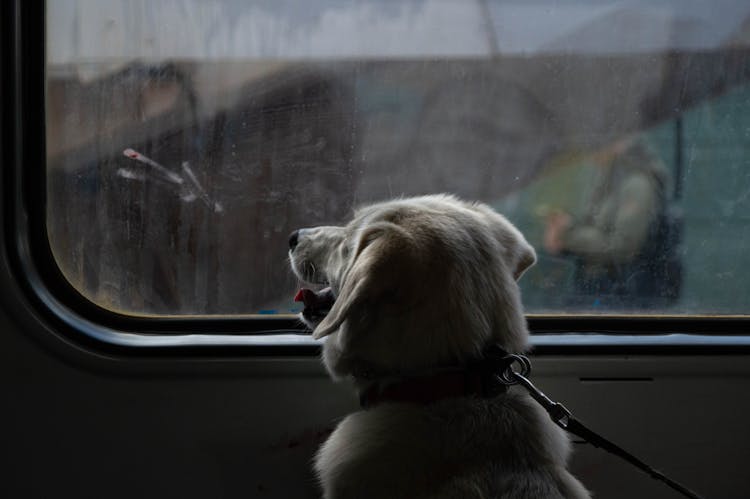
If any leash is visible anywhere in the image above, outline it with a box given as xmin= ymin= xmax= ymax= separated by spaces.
xmin=495 ymin=353 xmax=706 ymax=499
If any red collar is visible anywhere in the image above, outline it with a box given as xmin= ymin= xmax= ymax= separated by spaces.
xmin=358 ymin=368 xmax=507 ymax=409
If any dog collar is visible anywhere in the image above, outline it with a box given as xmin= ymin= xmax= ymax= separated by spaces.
xmin=359 ymin=368 xmax=507 ymax=409
xmin=358 ymin=346 xmax=514 ymax=409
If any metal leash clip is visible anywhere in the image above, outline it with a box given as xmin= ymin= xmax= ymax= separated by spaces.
xmin=495 ymin=354 xmax=572 ymax=429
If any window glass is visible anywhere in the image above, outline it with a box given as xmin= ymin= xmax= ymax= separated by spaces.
xmin=46 ymin=0 xmax=750 ymax=316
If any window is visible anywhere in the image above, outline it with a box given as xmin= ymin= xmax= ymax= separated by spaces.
xmin=45 ymin=0 xmax=750 ymax=318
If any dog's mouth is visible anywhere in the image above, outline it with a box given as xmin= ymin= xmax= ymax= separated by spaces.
xmin=294 ymin=287 xmax=336 ymax=323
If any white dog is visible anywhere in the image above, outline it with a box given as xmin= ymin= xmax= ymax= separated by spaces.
xmin=289 ymin=194 xmax=590 ymax=499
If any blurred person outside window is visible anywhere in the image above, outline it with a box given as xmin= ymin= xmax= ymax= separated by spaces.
xmin=543 ymin=136 xmax=682 ymax=309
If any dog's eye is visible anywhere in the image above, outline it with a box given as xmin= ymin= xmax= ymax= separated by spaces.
xmin=340 ymin=244 xmax=350 ymax=258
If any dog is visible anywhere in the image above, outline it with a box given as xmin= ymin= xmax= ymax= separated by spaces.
xmin=289 ymin=194 xmax=591 ymax=499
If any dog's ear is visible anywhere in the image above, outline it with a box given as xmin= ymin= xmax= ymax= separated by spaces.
xmin=513 ymin=241 xmax=536 ymax=281
xmin=312 ymin=221 xmax=413 ymax=340
xmin=470 ymin=202 xmax=536 ymax=282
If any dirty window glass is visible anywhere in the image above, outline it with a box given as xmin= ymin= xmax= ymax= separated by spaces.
xmin=46 ymin=0 xmax=750 ymax=316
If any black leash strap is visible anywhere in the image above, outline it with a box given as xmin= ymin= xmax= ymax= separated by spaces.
xmin=497 ymin=354 xmax=706 ymax=499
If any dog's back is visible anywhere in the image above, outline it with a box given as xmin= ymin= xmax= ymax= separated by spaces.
xmin=315 ymin=389 xmax=590 ymax=499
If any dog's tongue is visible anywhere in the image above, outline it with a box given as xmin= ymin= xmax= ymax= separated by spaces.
xmin=294 ymin=287 xmax=335 ymax=315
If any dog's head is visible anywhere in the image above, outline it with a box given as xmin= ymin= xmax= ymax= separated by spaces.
xmin=289 ymin=194 xmax=536 ymax=379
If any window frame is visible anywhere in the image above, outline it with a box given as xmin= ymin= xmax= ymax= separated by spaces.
xmin=3 ymin=0 xmax=750 ymax=364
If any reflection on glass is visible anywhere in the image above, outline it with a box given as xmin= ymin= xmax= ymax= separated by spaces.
xmin=45 ymin=1 xmax=750 ymax=316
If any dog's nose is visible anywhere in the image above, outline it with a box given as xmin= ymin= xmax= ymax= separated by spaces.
xmin=289 ymin=230 xmax=300 ymax=250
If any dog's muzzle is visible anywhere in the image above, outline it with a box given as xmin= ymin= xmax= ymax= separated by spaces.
xmin=294 ymin=287 xmax=336 ymax=323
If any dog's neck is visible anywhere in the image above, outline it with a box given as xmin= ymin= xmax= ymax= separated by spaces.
xmin=358 ymin=368 xmax=507 ymax=409
xmin=356 ymin=346 xmax=512 ymax=409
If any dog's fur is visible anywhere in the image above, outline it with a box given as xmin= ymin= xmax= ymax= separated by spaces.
xmin=289 ymin=194 xmax=590 ymax=499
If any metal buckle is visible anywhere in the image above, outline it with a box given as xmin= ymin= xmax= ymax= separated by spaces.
xmin=495 ymin=354 xmax=572 ymax=429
